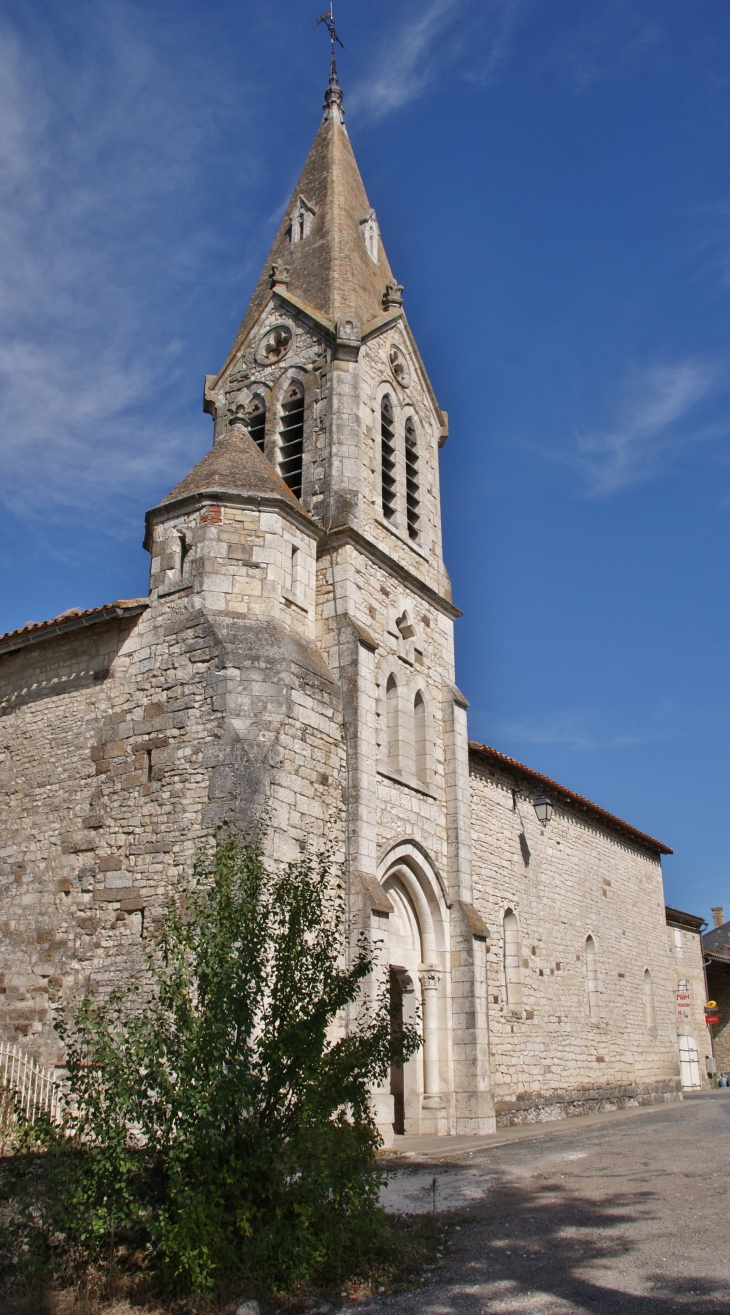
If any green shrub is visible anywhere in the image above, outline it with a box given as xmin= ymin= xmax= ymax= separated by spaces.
xmin=6 ymin=828 xmax=420 ymax=1295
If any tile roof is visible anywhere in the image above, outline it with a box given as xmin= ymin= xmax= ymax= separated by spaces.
xmin=665 ymin=906 xmax=706 ymax=932
xmin=704 ymin=946 xmax=730 ymax=964
xmin=0 ymin=600 xmax=148 ymax=657
xmin=159 ymin=429 xmax=304 ymax=511
xmin=468 ymin=741 xmax=672 ymax=855
xmin=702 ymin=923 xmax=730 ymax=960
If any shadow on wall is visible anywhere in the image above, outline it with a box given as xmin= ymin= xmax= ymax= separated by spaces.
xmin=425 ymin=1173 xmax=729 ymax=1314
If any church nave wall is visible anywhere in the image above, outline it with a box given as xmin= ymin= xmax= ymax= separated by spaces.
xmin=468 ymin=755 xmax=681 ymax=1125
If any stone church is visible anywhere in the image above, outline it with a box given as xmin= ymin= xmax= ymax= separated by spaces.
xmin=0 ymin=69 xmax=691 ymax=1137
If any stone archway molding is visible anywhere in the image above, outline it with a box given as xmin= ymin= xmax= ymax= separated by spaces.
xmin=376 ymin=837 xmax=451 ymax=908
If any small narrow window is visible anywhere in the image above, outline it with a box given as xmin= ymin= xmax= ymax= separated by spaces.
xmin=279 ymin=382 xmax=304 ymax=499
xmin=644 ymin=968 xmax=657 ymax=1034
xmin=245 ymin=396 xmax=266 ymax=451
xmin=404 ymin=417 xmax=420 ymax=540
xmin=586 ymin=935 xmax=599 ymax=1024
xmin=177 ymin=532 xmax=190 ymax=577
xmin=386 ymin=673 xmax=399 ymax=769
xmin=673 ymin=927 xmax=683 ymax=951
xmin=414 ymin=691 xmax=427 ymax=784
xmin=290 ymin=545 xmax=301 ymax=595
xmin=503 ymin=910 xmax=523 ymax=1013
xmin=144 ymin=749 xmax=152 ymax=783
xmin=381 ymin=395 xmax=396 ymax=521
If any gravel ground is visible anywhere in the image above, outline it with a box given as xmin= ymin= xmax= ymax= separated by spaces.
xmin=371 ymin=1091 xmax=730 ymax=1315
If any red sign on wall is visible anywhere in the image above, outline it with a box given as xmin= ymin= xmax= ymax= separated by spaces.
xmin=676 ymin=990 xmax=691 ymax=1021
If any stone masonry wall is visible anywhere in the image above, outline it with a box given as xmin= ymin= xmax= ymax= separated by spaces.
xmin=469 ymin=756 xmax=681 ymax=1125
xmin=0 ymin=582 xmax=345 ymax=1068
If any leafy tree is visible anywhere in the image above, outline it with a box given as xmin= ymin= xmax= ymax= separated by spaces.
xmin=16 ymin=828 xmax=420 ymax=1294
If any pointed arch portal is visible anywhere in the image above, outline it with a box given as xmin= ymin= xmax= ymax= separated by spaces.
xmin=376 ymin=842 xmax=449 ymax=1136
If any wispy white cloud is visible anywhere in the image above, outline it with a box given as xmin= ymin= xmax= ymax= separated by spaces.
xmin=490 ymin=712 xmax=643 ymax=753
xmin=349 ymin=0 xmax=526 ymax=120
xmin=0 ymin=5 xmax=247 ymax=528
xmin=572 ymin=360 xmax=722 ymax=496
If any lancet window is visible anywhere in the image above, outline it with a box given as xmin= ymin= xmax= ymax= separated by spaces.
xmin=386 ymin=673 xmax=400 ymax=768
xmin=404 ymin=417 xmax=420 ymax=540
xmin=643 ymin=968 xmax=657 ymax=1034
xmin=381 ymin=395 xmax=396 ymax=521
xmin=279 ymin=382 xmax=304 ymax=499
xmin=289 ymin=197 xmax=314 ymax=245
xmin=414 ymin=691 xmax=427 ymax=784
xmin=503 ymin=910 xmax=523 ymax=1013
xmin=585 ymin=936 xmax=599 ymax=1024
xmin=245 ymin=396 xmax=266 ymax=451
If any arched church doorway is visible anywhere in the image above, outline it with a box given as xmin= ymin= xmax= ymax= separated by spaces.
xmin=379 ymin=847 xmax=449 ymax=1137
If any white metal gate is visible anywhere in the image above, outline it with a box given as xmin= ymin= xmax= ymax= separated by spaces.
xmin=0 ymin=1041 xmax=63 ymax=1130
xmin=678 ymin=1034 xmax=701 ymax=1090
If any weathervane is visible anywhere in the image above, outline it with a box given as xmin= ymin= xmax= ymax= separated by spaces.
xmin=317 ymin=3 xmax=345 ymax=121
xmin=316 ymin=3 xmax=344 ymax=54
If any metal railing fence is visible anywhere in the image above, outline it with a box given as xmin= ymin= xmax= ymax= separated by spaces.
xmin=0 ymin=1040 xmax=63 ymax=1128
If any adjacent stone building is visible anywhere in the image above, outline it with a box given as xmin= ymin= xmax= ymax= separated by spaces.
xmin=703 ymin=908 xmax=730 ymax=1075
xmin=665 ymin=906 xmax=711 ymax=1089
xmin=0 ymin=68 xmax=688 ymax=1136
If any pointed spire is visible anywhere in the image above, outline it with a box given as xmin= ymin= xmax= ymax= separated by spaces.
xmin=226 ymin=80 xmax=402 ymax=360
xmin=323 ymin=47 xmax=344 ymax=124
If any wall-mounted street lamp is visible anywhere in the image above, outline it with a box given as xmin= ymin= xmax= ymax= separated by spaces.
xmin=533 ymin=793 xmax=553 ymax=826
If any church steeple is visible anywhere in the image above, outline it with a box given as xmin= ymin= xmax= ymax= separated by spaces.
xmin=193 ymin=61 xmax=449 ymax=595
xmin=225 ymin=70 xmax=399 ymax=363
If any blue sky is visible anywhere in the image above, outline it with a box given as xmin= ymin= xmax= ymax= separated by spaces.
xmin=1 ymin=0 xmax=729 ymax=922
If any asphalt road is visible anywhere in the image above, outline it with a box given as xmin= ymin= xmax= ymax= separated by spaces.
xmin=375 ymin=1092 xmax=730 ymax=1314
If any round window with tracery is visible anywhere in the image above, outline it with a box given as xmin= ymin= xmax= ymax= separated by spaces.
xmin=389 ymin=345 xmax=410 ymax=388
xmin=256 ymin=324 xmax=292 ymax=365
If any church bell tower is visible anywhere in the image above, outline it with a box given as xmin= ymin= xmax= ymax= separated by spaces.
xmin=146 ymin=58 xmax=495 ymax=1138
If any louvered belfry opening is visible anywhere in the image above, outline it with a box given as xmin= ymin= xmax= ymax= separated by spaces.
xmin=246 ymin=396 xmax=266 ymax=451
xmin=279 ymin=382 xmax=304 ymax=498
xmin=404 ymin=416 xmax=420 ymax=540
xmin=381 ymin=395 xmax=396 ymax=521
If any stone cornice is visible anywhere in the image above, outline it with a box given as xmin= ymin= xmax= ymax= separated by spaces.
xmin=144 ymin=488 xmax=321 ymax=550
